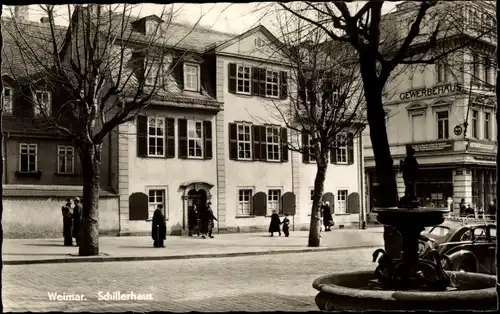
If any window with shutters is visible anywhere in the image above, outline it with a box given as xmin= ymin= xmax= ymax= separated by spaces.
xmin=267 ymin=189 xmax=281 ymax=215
xmin=148 ymin=117 xmax=165 ymax=157
xmin=1 ymin=87 xmax=13 ymax=114
xmin=34 ymin=90 xmax=51 ymax=116
xmin=436 ymin=111 xmax=449 ymax=139
xmin=238 ymin=189 xmax=253 ymax=216
xmin=237 ymin=123 xmax=252 ymax=160
xmin=265 ymin=126 xmax=280 ymax=161
xmin=307 ymin=134 xmax=317 ymax=164
xmin=237 ymin=65 xmax=251 ymax=94
xmin=184 ymin=63 xmax=200 ymax=91
xmin=19 ymin=143 xmax=38 ymax=172
xmin=336 ymin=133 xmax=348 ymax=164
xmin=147 ymin=188 xmax=168 ymax=220
xmin=57 ymin=145 xmax=75 ymax=174
xmin=265 ymin=70 xmax=279 ymax=98
xmin=188 ymin=120 xmax=203 ymax=158
xmin=337 ymin=190 xmax=348 ymax=214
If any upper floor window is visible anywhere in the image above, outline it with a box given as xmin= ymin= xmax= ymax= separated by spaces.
xmin=471 ymin=110 xmax=478 ymax=139
xmin=146 ymin=20 xmax=159 ymax=36
xmin=1 ymin=87 xmax=13 ymax=114
xmin=336 ymin=133 xmax=348 ymax=164
xmin=265 ymin=126 xmax=280 ymax=161
xmin=34 ymin=90 xmax=51 ymax=116
xmin=237 ymin=123 xmax=252 ymax=160
xmin=57 ymin=145 xmax=75 ymax=174
xmin=484 ymin=112 xmax=491 ymax=140
xmin=148 ymin=117 xmax=165 ymax=157
xmin=436 ymin=111 xmax=449 ymax=139
xmin=267 ymin=189 xmax=282 ymax=215
xmin=472 ymin=54 xmax=480 ymax=82
xmin=184 ymin=63 xmax=200 ymax=92
xmin=436 ymin=60 xmax=448 ymax=83
xmin=145 ymin=64 xmax=160 ymax=86
xmin=237 ymin=65 xmax=251 ymax=94
xmin=265 ymin=70 xmax=279 ymax=98
xmin=188 ymin=120 xmax=203 ymax=158
xmin=484 ymin=57 xmax=494 ymax=85
xmin=19 ymin=143 xmax=37 ymax=172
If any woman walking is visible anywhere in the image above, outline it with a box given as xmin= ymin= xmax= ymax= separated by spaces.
xmin=206 ymin=202 xmax=218 ymax=238
xmin=72 ymin=197 xmax=82 ymax=246
xmin=269 ymin=210 xmax=282 ymax=237
xmin=321 ymin=201 xmax=333 ymax=231
xmin=61 ymin=199 xmax=73 ymax=246
xmin=152 ymin=205 xmax=166 ymax=248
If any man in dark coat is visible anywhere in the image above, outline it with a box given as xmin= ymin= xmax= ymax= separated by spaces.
xmin=321 ymin=201 xmax=333 ymax=231
xmin=459 ymin=199 xmax=466 ymax=217
xmin=269 ymin=210 xmax=281 ymax=237
xmin=188 ymin=205 xmax=199 ymax=237
xmin=62 ymin=198 xmax=73 ymax=246
xmin=152 ymin=205 xmax=166 ymax=247
xmin=198 ymin=205 xmax=210 ymax=239
xmin=488 ymin=200 xmax=496 ymax=220
xmin=72 ymin=197 xmax=82 ymax=246
xmin=465 ymin=204 xmax=474 ymax=217
xmin=206 ymin=202 xmax=218 ymax=238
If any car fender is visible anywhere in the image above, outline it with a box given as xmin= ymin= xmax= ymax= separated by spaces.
xmin=445 ymin=250 xmax=478 ymax=271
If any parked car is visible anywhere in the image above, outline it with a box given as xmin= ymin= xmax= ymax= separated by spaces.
xmin=419 ymin=222 xmax=496 ymax=275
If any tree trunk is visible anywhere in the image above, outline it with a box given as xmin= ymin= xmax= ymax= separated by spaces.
xmin=78 ymin=143 xmax=102 ymax=256
xmin=359 ymin=52 xmax=401 ymax=258
xmin=0 ymin=7 xmax=4 ymax=310
xmin=308 ymin=152 xmax=328 ymax=247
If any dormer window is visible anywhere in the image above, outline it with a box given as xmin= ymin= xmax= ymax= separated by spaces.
xmin=34 ymin=90 xmax=51 ymax=116
xmin=1 ymin=87 xmax=13 ymax=114
xmin=145 ymin=64 xmax=160 ymax=86
xmin=146 ymin=20 xmax=159 ymax=36
xmin=184 ymin=63 xmax=200 ymax=92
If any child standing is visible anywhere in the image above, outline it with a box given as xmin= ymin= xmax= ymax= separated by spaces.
xmin=282 ymin=214 xmax=290 ymax=237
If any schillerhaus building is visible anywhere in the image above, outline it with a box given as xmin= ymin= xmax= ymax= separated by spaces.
xmin=364 ymin=1 xmax=496 ymax=215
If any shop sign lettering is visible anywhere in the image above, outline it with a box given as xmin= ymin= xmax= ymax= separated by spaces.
xmin=468 ymin=141 xmax=497 ymax=152
xmin=473 ymin=155 xmax=496 ymax=161
xmin=400 ymin=83 xmax=462 ymax=101
xmin=412 ymin=141 xmax=453 ymax=152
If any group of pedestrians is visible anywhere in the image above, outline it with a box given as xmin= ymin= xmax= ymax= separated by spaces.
xmin=459 ymin=198 xmax=496 ymax=220
xmin=187 ymin=202 xmax=218 ymax=239
xmin=61 ymin=197 xmax=83 ymax=246
xmin=268 ymin=210 xmax=291 ymax=237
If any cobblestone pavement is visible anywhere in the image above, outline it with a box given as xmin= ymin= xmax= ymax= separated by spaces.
xmin=4 ymin=247 xmax=376 ymax=312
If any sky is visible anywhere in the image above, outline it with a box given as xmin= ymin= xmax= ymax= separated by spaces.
xmin=3 ymin=2 xmax=400 ymax=35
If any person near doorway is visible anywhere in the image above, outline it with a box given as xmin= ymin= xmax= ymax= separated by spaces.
xmin=269 ymin=210 xmax=282 ymax=237
xmin=282 ymin=214 xmax=290 ymax=237
xmin=321 ymin=201 xmax=333 ymax=231
xmin=477 ymin=206 xmax=484 ymax=219
xmin=152 ymin=205 xmax=166 ymax=248
xmin=488 ymin=199 xmax=496 ymax=220
xmin=62 ymin=198 xmax=73 ymax=246
xmin=72 ymin=197 xmax=82 ymax=246
xmin=199 ymin=205 xmax=209 ymax=239
xmin=206 ymin=202 xmax=218 ymax=238
xmin=188 ymin=205 xmax=199 ymax=237
xmin=466 ymin=204 xmax=474 ymax=218
xmin=459 ymin=199 xmax=466 ymax=217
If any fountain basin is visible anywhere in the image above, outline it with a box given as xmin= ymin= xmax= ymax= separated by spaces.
xmin=313 ymin=270 xmax=497 ymax=311
xmin=373 ymin=207 xmax=449 ymax=228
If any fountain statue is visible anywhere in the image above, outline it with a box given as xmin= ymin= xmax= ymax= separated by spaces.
xmin=312 ymin=145 xmax=496 ymax=311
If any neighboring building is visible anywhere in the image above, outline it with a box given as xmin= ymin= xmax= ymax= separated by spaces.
xmin=363 ymin=1 xmax=496 ymax=215
xmin=1 ymin=5 xmax=366 ymax=237
xmin=1 ymin=16 xmax=119 ymax=238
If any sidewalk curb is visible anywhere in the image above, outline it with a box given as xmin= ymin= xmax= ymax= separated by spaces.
xmin=4 ymin=244 xmax=382 ymax=265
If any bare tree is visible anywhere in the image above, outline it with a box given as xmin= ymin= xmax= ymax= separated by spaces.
xmin=0 ymin=5 xmax=4 ymax=310
xmin=269 ymin=0 xmax=496 ymax=257
xmin=2 ymin=4 xmax=207 ymax=256
xmin=265 ymin=15 xmax=366 ymax=246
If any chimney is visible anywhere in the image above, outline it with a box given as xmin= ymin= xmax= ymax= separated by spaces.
xmin=13 ymin=6 xmax=29 ymax=20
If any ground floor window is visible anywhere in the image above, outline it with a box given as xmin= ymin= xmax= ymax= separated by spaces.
xmin=337 ymin=190 xmax=348 ymax=214
xmin=267 ymin=189 xmax=281 ymax=215
xmin=238 ymin=189 xmax=252 ymax=216
xmin=148 ymin=189 xmax=166 ymax=219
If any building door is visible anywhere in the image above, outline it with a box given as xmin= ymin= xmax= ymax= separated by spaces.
xmin=186 ymin=189 xmax=207 ymax=230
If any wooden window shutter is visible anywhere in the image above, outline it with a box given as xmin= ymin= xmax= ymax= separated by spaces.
xmin=229 ymin=123 xmax=238 ymax=160
xmin=348 ymin=192 xmax=360 ymax=214
xmin=165 ymin=117 xmax=175 ymax=158
xmin=259 ymin=68 xmax=266 ymax=97
xmin=252 ymin=191 xmax=267 ymax=216
xmin=259 ymin=125 xmax=267 ymax=161
xmin=136 ymin=115 xmax=148 ymax=157
xmin=348 ymin=132 xmax=355 ymax=164
xmin=280 ymin=71 xmax=288 ymax=99
xmin=228 ymin=63 xmax=237 ymax=93
xmin=178 ymin=119 xmax=188 ymax=158
xmin=330 ymin=147 xmax=337 ymax=164
xmin=203 ymin=120 xmax=213 ymax=159
xmin=252 ymin=125 xmax=261 ymax=161
xmin=301 ymin=131 xmax=309 ymax=163
xmin=280 ymin=127 xmax=288 ymax=162
xmin=129 ymin=192 xmax=149 ymax=220
xmin=252 ymin=67 xmax=260 ymax=96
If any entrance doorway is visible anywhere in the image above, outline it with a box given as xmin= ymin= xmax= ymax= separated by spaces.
xmin=186 ymin=189 xmax=207 ymax=232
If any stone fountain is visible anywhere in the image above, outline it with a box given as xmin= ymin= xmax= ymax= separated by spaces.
xmin=312 ymin=145 xmax=497 ymax=311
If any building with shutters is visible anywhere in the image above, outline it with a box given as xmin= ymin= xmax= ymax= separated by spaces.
xmin=363 ymin=1 xmax=496 ymax=217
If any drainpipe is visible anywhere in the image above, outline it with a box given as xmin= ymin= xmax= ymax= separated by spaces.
xmin=3 ymin=132 xmax=9 ymax=184
xmin=358 ymin=126 xmax=366 ymax=229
